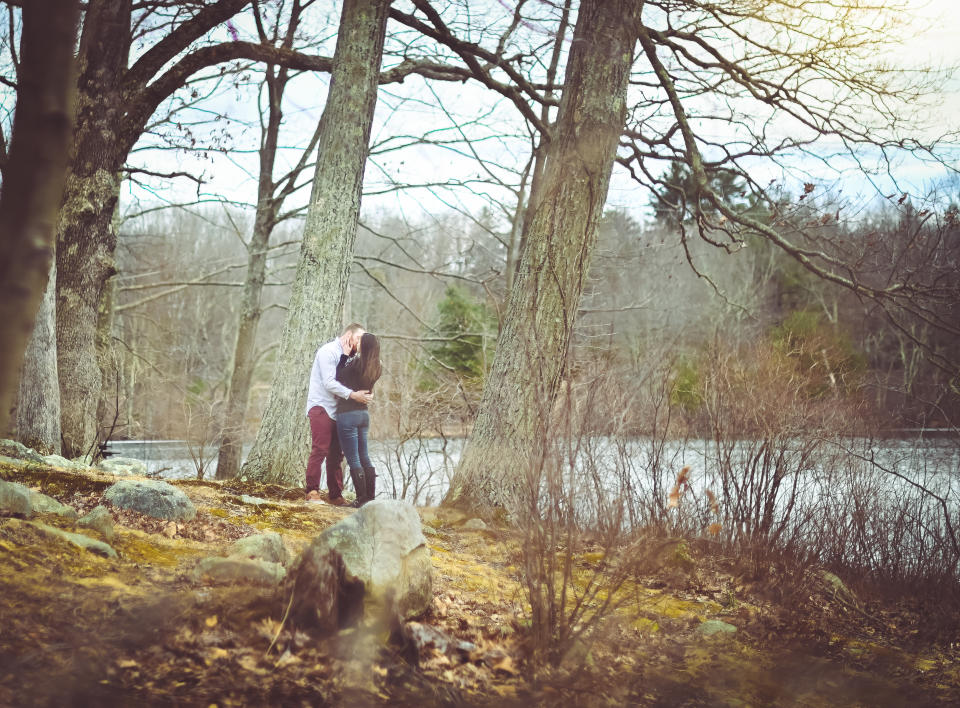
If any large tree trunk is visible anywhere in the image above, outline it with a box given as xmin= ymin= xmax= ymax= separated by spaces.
xmin=0 ymin=0 xmax=79 ymax=440
xmin=49 ymin=0 xmax=251 ymax=458
xmin=241 ymin=0 xmax=390 ymax=486
xmin=444 ymin=0 xmax=638 ymax=514
xmin=15 ymin=264 xmax=62 ymax=454
xmin=55 ymin=0 xmax=132 ymax=458
xmin=216 ymin=171 xmax=281 ymax=481
xmin=215 ymin=208 xmax=274 ymax=479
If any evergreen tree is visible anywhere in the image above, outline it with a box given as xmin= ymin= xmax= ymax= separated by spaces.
xmin=430 ymin=285 xmax=495 ymax=381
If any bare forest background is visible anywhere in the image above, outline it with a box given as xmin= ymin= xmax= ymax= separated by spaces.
xmin=108 ymin=193 xmax=957 ymax=448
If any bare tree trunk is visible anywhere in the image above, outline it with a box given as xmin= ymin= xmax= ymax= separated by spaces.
xmin=241 ymin=0 xmax=390 ymax=486
xmin=215 ymin=212 xmax=274 ymax=479
xmin=516 ymin=0 xmax=572 ymax=271
xmin=0 ymin=0 xmax=79 ymax=440
xmin=444 ymin=0 xmax=638 ymax=514
xmin=15 ymin=262 xmax=62 ymax=454
xmin=55 ymin=0 xmax=131 ymax=458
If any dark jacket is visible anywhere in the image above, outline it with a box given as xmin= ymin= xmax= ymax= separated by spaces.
xmin=336 ymin=356 xmax=379 ymax=414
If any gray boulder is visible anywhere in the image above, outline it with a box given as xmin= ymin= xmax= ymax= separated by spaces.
xmin=25 ymin=488 xmax=78 ymax=520
xmin=227 ymin=532 xmax=289 ymax=566
xmin=103 ymin=479 xmax=196 ymax=521
xmin=288 ymin=499 xmax=432 ymax=628
xmin=697 ymin=620 xmax=737 ymax=637
xmin=0 ymin=480 xmax=32 ymax=516
xmin=98 ymin=457 xmax=148 ymax=476
xmin=0 ymin=478 xmax=75 ymax=520
xmin=78 ymin=505 xmax=115 ymax=540
xmin=29 ymin=520 xmax=117 ymax=559
xmin=0 ymin=439 xmax=44 ymax=463
xmin=462 ymin=518 xmax=487 ymax=531
xmin=41 ymin=454 xmax=88 ymax=470
xmin=193 ymin=557 xmax=286 ymax=586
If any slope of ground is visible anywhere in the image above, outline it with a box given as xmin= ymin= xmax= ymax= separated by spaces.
xmin=0 ymin=459 xmax=957 ymax=706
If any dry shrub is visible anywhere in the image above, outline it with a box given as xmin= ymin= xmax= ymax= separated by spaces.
xmin=514 ymin=338 xmax=960 ymax=659
xmin=680 ymin=342 xmax=960 ymax=597
xmin=371 ymin=346 xmax=475 ymax=505
xmin=513 ymin=369 xmax=645 ymax=665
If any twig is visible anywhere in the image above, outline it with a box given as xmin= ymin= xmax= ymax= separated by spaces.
xmin=267 ymin=587 xmax=296 ymax=656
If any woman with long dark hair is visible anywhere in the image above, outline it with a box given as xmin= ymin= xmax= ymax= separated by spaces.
xmin=335 ymin=332 xmax=382 ymax=506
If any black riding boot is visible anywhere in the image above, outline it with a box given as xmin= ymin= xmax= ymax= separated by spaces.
xmin=363 ymin=467 xmax=376 ymax=502
xmin=348 ymin=467 xmax=367 ymax=506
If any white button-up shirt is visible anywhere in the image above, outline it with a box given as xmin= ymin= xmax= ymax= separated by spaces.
xmin=305 ymin=338 xmax=353 ymax=419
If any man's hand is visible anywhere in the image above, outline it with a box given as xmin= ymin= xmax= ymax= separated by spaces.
xmin=350 ymin=390 xmax=373 ymax=405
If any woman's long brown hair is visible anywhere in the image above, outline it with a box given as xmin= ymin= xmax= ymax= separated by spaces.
xmin=358 ymin=333 xmax=382 ymax=389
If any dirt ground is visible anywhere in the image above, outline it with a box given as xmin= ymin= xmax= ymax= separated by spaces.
xmin=1 ymin=460 xmax=958 ymax=707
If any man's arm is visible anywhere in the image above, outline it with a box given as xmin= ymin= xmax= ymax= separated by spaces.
xmin=319 ymin=347 xmax=353 ymax=400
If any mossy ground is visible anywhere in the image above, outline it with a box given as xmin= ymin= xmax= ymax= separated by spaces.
xmin=1 ymin=459 xmax=958 ymax=706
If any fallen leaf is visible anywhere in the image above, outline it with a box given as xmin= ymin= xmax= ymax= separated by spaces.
xmin=117 ymin=659 xmax=138 ymax=669
xmin=205 ymin=615 xmax=218 ymax=628
xmin=274 ymin=649 xmax=300 ymax=669
xmin=237 ymin=654 xmax=260 ymax=672
xmin=205 ymin=647 xmax=229 ymax=664
xmin=492 ymin=656 xmax=518 ymax=676
xmin=255 ymin=618 xmax=282 ymax=642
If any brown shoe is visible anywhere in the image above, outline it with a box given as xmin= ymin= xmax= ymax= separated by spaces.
xmin=327 ymin=495 xmax=349 ymax=507
xmin=305 ymin=490 xmax=324 ymax=503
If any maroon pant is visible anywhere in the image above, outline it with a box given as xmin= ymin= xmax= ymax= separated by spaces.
xmin=307 ymin=406 xmax=344 ymax=498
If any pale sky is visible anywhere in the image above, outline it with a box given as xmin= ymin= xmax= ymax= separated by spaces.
xmin=119 ymin=0 xmax=960 ymax=230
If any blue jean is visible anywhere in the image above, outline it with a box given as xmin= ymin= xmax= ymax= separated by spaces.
xmin=336 ymin=409 xmax=372 ymax=473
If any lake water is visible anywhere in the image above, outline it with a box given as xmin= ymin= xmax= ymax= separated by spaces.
xmin=105 ymin=435 xmax=959 ymax=507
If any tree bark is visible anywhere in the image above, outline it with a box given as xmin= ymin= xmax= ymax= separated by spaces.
xmin=444 ymin=0 xmax=638 ymax=514
xmin=0 ymin=0 xmax=79 ymax=441
xmin=95 ymin=272 xmax=119 ymax=444
xmin=15 ymin=262 xmax=62 ymax=454
xmin=215 ymin=204 xmax=275 ymax=479
xmin=241 ymin=0 xmax=390 ymax=486
xmin=55 ymin=0 xmax=131 ymax=458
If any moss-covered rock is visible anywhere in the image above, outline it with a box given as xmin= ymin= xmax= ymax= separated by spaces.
xmin=104 ymin=479 xmax=197 ymax=521
xmin=289 ymin=499 xmax=432 ymax=623
xmin=25 ymin=487 xmax=78 ymax=520
xmin=0 ymin=480 xmax=32 ymax=516
xmin=0 ymin=439 xmax=44 ymax=463
xmin=226 ymin=532 xmax=289 ymax=566
xmin=14 ymin=519 xmax=117 ymax=558
xmin=193 ymin=556 xmax=286 ymax=586
xmin=77 ymin=505 xmax=115 ymax=540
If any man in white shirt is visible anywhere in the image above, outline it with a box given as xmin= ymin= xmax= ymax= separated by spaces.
xmin=305 ymin=323 xmax=373 ymax=503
